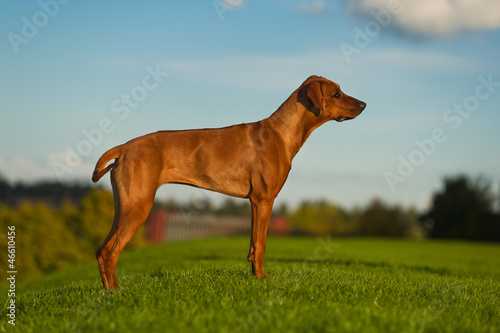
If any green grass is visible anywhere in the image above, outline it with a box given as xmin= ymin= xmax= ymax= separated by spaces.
xmin=1 ymin=237 xmax=499 ymax=333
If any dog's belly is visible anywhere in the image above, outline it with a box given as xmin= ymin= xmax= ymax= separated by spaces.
xmin=165 ymin=175 xmax=251 ymax=199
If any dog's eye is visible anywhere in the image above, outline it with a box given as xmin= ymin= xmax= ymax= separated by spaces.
xmin=334 ymin=92 xmax=341 ymax=98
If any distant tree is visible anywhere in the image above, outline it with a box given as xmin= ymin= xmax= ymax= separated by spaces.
xmin=0 ymin=177 xmax=13 ymax=203
xmin=155 ymin=196 xmax=253 ymax=216
xmin=288 ymin=199 xmax=352 ymax=236
xmin=186 ymin=196 xmax=215 ymax=215
xmin=356 ymin=198 xmax=423 ymax=238
xmin=274 ymin=202 xmax=290 ymax=216
xmin=0 ymin=187 xmax=148 ymax=282
xmin=0 ymin=202 xmax=85 ymax=280
xmin=214 ymin=198 xmax=251 ymax=217
xmin=423 ymin=175 xmax=495 ymax=240
xmin=153 ymin=198 xmax=181 ymax=213
xmin=0 ymin=177 xmax=93 ymax=207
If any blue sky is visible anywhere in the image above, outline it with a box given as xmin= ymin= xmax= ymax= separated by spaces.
xmin=1 ymin=0 xmax=500 ymax=210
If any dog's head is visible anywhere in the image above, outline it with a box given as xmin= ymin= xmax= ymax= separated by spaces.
xmin=298 ymin=75 xmax=366 ymax=122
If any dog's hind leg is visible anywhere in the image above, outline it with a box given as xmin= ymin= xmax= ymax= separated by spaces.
xmin=95 ymin=175 xmax=121 ymax=290
xmin=96 ymin=167 xmax=156 ymax=290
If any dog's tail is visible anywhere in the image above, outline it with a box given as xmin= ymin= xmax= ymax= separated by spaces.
xmin=92 ymin=145 xmax=124 ymax=183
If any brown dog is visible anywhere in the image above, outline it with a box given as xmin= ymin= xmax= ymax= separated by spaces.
xmin=92 ymin=75 xmax=366 ymax=289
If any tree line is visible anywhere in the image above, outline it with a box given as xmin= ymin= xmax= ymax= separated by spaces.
xmin=0 ymin=186 xmax=146 ymax=282
xmin=155 ymin=175 xmax=500 ymax=241
xmin=0 ymin=174 xmax=498 ymax=281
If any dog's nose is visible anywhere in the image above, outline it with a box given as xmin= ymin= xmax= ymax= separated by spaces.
xmin=359 ymin=102 xmax=366 ymax=110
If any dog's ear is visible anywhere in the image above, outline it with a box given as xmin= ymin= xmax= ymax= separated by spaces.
xmin=304 ymin=81 xmax=324 ymax=117
xmin=306 ymin=81 xmax=323 ymax=110
xmin=297 ymin=77 xmax=325 ymax=116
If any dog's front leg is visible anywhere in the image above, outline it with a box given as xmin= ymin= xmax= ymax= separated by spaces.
xmin=247 ymin=199 xmax=274 ymax=277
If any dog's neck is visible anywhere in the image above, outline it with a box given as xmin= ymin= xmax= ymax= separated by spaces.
xmin=263 ymin=90 xmax=329 ymax=161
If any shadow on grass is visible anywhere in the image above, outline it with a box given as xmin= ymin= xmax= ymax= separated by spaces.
xmin=190 ymin=254 xmax=453 ymax=275
xmin=267 ymin=257 xmax=453 ymax=276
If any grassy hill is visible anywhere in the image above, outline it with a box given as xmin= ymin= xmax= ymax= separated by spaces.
xmin=1 ymin=237 xmax=499 ymax=332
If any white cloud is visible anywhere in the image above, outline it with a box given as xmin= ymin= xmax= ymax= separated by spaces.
xmin=165 ymin=48 xmax=455 ymax=93
xmin=347 ymin=0 xmax=500 ymax=37
xmin=48 ymin=151 xmax=95 ymax=182
xmin=356 ymin=48 xmax=472 ymax=68
xmin=222 ymin=0 xmax=245 ymax=8
xmin=0 ymin=156 xmax=55 ymax=183
xmin=0 ymin=154 xmax=95 ymax=184
xmin=296 ymin=0 xmax=329 ymax=15
xmin=164 ymin=48 xmax=476 ymax=92
xmin=164 ymin=51 xmax=349 ymax=91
